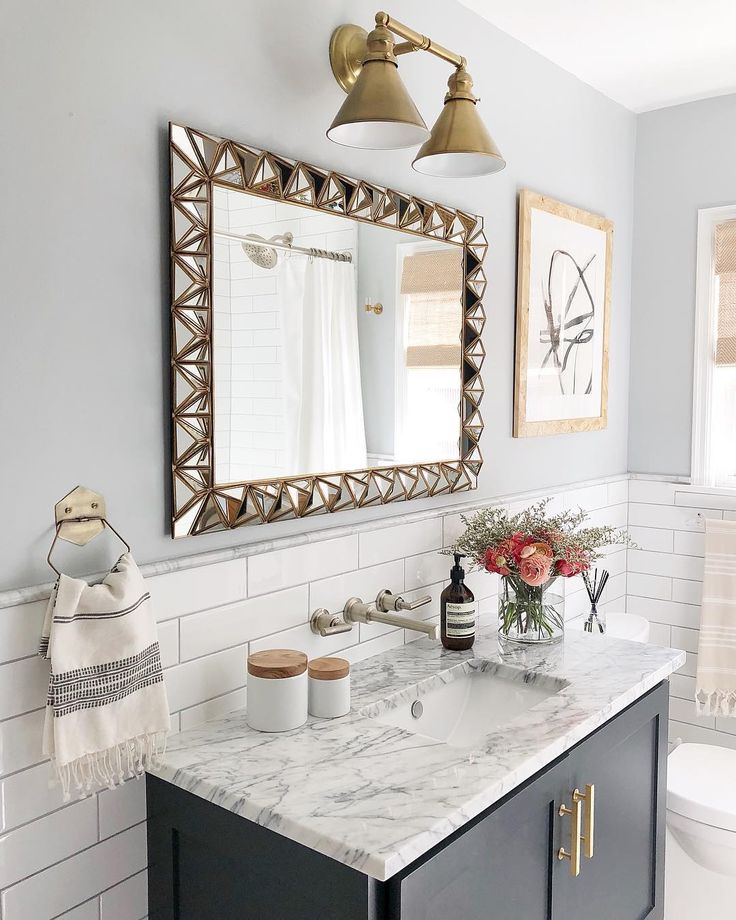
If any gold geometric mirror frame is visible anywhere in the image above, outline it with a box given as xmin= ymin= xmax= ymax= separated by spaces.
xmin=169 ymin=123 xmax=487 ymax=538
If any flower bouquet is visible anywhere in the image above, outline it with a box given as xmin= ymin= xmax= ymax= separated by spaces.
xmin=450 ymin=499 xmax=630 ymax=645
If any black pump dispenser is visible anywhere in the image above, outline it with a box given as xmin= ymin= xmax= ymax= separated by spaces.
xmin=440 ymin=552 xmax=476 ymax=650
xmin=450 ymin=553 xmax=466 ymax=584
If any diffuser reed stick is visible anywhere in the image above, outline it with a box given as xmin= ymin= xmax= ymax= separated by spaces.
xmin=582 ymin=568 xmax=609 ymax=634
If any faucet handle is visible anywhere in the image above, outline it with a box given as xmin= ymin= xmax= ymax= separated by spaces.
xmin=310 ymin=608 xmax=353 ymax=637
xmin=376 ymin=589 xmax=432 ymax=613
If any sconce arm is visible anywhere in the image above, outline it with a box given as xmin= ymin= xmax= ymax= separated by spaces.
xmin=376 ymin=11 xmax=466 ymax=69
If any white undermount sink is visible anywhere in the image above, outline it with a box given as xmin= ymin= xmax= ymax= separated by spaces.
xmin=368 ymin=662 xmax=567 ymax=749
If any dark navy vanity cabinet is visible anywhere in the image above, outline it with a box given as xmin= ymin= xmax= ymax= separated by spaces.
xmin=147 ymin=682 xmax=668 ymax=920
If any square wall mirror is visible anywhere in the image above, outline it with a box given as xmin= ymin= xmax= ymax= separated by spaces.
xmin=170 ymin=124 xmax=487 ymax=537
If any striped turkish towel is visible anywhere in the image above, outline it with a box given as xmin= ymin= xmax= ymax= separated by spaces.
xmin=39 ymin=553 xmax=170 ymax=798
xmin=696 ymin=518 xmax=736 ymax=717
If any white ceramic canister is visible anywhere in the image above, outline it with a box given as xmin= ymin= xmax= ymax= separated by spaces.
xmin=246 ymin=649 xmax=308 ymax=732
xmin=308 ymin=657 xmax=350 ymax=718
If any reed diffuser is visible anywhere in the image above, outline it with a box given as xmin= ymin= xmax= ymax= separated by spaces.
xmin=582 ymin=569 xmax=609 ymax=634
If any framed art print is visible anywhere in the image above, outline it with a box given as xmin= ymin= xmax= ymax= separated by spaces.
xmin=514 ymin=190 xmax=613 ymax=437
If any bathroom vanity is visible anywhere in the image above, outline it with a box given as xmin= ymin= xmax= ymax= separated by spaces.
xmin=147 ymin=630 xmax=684 ymax=920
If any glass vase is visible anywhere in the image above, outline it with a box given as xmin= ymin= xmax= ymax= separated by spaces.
xmin=498 ymin=576 xmax=565 ymax=645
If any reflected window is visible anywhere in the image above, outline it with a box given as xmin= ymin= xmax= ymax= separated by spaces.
xmin=396 ymin=246 xmax=463 ymax=463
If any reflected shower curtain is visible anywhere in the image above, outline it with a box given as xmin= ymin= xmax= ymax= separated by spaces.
xmin=282 ymin=257 xmax=367 ymax=475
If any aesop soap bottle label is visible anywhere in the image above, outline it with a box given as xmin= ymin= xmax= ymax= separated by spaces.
xmin=445 ymin=601 xmax=476 ymax=638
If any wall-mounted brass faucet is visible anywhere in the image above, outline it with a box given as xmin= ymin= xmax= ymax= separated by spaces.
xmin=310 ymin=589 xmax=437 ymax=640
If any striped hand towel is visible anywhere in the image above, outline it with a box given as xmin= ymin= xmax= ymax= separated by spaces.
xmin=39 ymin=553 xmax=171 ymax=798
xmin=696 ymin=518 xmax=736 ymax=717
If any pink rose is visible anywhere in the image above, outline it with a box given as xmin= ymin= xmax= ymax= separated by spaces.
xmin=519 ymin=541 xmax=552 ymax=560
xmin=484 ymin=547 xmax=511 ymax=576
xmin=555 ymin=552 xmax=590 ymax=577
xmin=519 ymin=553 xmax=552 ymax=586
xmin=506 ymin=532 xmax=532 ymax=563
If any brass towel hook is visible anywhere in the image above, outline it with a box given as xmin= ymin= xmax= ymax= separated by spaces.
xmin=47 ymin=485 xmax=131 ymax=576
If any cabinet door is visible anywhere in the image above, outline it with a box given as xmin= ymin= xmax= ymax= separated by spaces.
xmin=392 ymin=758 xmax=569 ymax=920
xmin=559 ymin=683 xmax=668 ymax=920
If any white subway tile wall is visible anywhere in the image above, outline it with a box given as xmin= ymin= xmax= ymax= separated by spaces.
xmin=626 ymin=477 xmax=736 ymax=752
xmin=0 ymin=475 xmax=630 ymax=918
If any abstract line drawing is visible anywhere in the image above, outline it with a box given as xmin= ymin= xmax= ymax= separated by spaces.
xmin=540 ymin=249 xmax=596 ymax=396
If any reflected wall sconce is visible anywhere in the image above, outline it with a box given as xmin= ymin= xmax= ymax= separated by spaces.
xmin=327 ymin=11 xmax=505 ymax=178
xmin=364 ymin=297 xmax=384 ymax=315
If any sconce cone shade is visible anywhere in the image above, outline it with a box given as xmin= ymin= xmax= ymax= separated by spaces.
xmin=413 ymin=69 xmax=506 ymax=177
xmin=327 ymin=59 xmax=430 ymax=150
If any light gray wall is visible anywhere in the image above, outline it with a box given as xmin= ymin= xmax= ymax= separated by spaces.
xmin=629 ymin=93 xmax=736 ymax=476
xmin=0 ymin=0 xmax=636 ymax=591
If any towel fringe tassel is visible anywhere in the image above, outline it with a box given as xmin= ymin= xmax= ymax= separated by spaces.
xmin=696 ymin=689 xmax=736 ymax=718
xmin=52 ymin=731 xmax=169 ymax=801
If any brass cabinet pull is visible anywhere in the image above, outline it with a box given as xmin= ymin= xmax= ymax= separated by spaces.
xmin=558 ymin=793 xmax=583 ymax=877
xmin=574 ymin=784 xmax=595 ymax=859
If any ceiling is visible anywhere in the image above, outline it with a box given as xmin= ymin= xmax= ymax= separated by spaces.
xmin=459 ymin=0 xmax=736 ymax=112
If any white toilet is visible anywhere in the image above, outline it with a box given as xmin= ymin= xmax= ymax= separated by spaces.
xmin=665 ymin=742 xmax=736 ymax=918
xmin=578 ymin=611 xmax=651 ymax=642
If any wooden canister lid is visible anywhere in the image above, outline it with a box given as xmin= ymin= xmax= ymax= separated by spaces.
xmin=308 ymin=656 xmax=350 ymax=681
xmin=247 ymin=649 xmax=307 ymax=679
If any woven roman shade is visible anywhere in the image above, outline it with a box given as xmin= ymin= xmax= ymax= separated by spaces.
xmin=400 ymin=248 xmax=463 ymax=295
xmin=715 ymin=221 xmax=736 ymax=366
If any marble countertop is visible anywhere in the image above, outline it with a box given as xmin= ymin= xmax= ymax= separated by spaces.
xmin=149 ymin=628 xmax=685 ymax=881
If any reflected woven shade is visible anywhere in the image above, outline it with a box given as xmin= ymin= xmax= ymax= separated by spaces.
xmin=405 ymin=292 xmax=462 ymax=367
xmin=400 ymin=248 xmax=463 ymax=294
xmin=401 ymin=248 xmax=463 ymax=367
xmin=715 ymin=222 xmax=736 ymax=366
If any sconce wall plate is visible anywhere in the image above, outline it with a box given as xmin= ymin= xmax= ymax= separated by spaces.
xmin=329 ymin=24 xmax=368 ymax=93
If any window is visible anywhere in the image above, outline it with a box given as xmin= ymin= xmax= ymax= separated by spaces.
xmin=394 ymin=245 xmax=463 ymax=463
xmin=693 ymin=206 xmax=736 ymax=486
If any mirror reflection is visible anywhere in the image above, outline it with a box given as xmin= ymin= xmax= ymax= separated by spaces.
xmin=211 ymin=187 xmax=463 ymax=485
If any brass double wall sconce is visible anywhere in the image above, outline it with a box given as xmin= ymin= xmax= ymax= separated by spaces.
xmin=327 ymin=11 xmax=506 ymax=178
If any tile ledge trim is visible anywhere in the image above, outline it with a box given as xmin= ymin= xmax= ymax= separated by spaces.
xmin=628 ymin=472 xmax=692 ymax=483
xmin=0 ymin=473 xmax=629 ymax=611
xmin=630 ymin=472 xmax=736 ymax=497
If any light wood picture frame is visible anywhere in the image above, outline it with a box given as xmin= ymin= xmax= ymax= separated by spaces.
xmin=514 ymin=190 xmax=613 ymax=438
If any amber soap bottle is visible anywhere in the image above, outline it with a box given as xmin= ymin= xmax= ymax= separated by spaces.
xmin=440 ymin=553 xmax=476 ymax=650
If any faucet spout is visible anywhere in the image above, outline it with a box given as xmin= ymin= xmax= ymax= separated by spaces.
xmin=369 ymin=609 xmax=439 ymax=639
xmin=343 ymin=597 xmax=438 ymax=640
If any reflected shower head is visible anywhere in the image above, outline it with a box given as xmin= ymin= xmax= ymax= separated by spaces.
xmin=241 ymin=232 xmax=293 ymax=269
